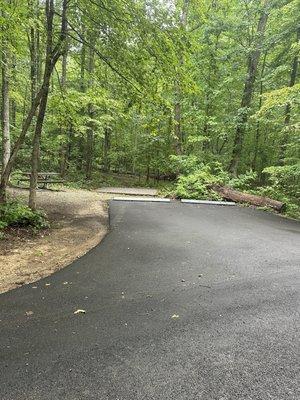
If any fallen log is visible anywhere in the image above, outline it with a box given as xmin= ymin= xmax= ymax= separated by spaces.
xmin=211 ymin=184 xmax=286 ymax=212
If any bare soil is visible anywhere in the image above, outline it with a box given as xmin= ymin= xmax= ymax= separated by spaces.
xmin=0 ymin=187 xmax=110 ymax=294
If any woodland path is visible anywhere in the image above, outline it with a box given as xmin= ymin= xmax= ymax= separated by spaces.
xmin=0 ymin=201 xmax=299 ymax=400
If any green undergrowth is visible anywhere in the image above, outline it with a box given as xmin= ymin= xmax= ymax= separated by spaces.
xmin=0 ymin=200 xmax=49 ymax=234
xmin=64 ymin=170 xmax=173 ymax=191
xmin=161 ymin=160 xmax=300 ymax=220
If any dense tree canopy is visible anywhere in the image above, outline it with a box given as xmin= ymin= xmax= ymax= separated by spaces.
xmin=0 ymin=0 xmax=299 ymax=216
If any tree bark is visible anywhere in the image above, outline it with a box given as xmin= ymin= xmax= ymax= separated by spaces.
xmin=211 ymin=184 xmax=285 ymax=212
xmin=229 ymin=1 xmax=269 ymax=175
xmin=0 ymin=0 xmax=67 ymax=204
xmin=103 ymin=126 xmax=111 ymax=172
xmin=10 ymin=54 xmax=17 ymax=131
xmin=29 ymin=0 xmax=68 ymax=210
xmin=85 ymin=40 xmax=95 ymax=180
xmin=1 ymin=31 xmax=10 ymax=173
xmin=278 ymin=26 xmax=300 ymax=164
xmin=252 ymin=51 xmax=267 ymax=171
xmin=59 ymin=34 xmax=69 ymax=177
xmin=173 ymin=0 xmax=190 ymax=155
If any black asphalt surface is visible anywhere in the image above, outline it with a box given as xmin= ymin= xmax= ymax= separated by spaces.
xmin=1 ymin=201 xmax=299 ymax=400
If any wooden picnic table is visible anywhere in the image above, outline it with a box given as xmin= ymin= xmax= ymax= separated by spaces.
xmin=18 ymin=172 xmax=64 ymax=189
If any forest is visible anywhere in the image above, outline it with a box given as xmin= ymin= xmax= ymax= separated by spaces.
xmin=0 ymin=0 xmax=299 ymax=224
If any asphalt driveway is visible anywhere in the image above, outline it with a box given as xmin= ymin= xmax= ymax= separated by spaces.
xmin=0 ymin=201 xmax=299 ymax=399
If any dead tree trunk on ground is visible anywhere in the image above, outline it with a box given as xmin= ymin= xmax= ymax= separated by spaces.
xmin=211 ymin=184 xmax=285 ymax=212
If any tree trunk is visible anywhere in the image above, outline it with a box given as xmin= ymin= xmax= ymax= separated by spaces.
xmin=59 ymin=35 xmax=69 ymax=177
xmin=103 ymin=126 xmax=111 ymax=172
xmin=0 ymin=88 xmax=43 ymax=203
xmin=29 ymin=0 xmax=68 ymax=210
xmin=80 ymin=30 xmax=86 ymax=92
xmin=0 ymin=0 xmax=67 ymax=204
xmin=278 ymin=26 xmax=300 ymax=164
xmin=252 ymin=51 xmax=267 ymax=170
xmin=85 ymin=41 xmax=95 ymax=180
xmin=29 ymin=0 xmax=55 ymax=210
xmin=211 ymin=184 xmax=285 ymax=212
xmin=10 ymin=55 xmax=17 ymax=132
xmin=173 ymin=0 xmax=190 ymax=155
xmin=229 ymin=1 xmax=269 ymax=175
xmin=85 ymin=123 xmax=94 ymax=180
xmin=1 ymin=32 xmax=10 ymax=173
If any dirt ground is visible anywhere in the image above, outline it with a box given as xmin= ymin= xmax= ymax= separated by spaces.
xmin=0 ymin=187 xmax=111 ymax=294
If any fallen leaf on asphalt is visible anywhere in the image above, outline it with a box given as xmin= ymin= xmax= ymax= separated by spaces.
xmin=181 ymin=279 xmax=186 ymax=282
xmin=63 ymin=282 xmax=68 ymax=285
xmin=74 ymin=309 xmax=86 ymax=314
xmin=171 ymin=314 xmax=179 ymax=319
xmin=45 ymin=283 xmax=51 ymax=286
xmin=25 ymin=311 xmax=34 ymax=316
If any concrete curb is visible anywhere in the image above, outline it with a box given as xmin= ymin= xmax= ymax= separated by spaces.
xmin=113 ymin=196 xmax=170 ymax=203
xmin=181 ymin=199 xmax=236 ymax=206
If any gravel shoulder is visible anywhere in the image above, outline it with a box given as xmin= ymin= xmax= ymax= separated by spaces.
xmin=0 ymin=187 xmax=110 ymax=294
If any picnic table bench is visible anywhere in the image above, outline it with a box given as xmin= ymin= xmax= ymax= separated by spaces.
xmin=18 ymin=172 xmax=64 ymax=189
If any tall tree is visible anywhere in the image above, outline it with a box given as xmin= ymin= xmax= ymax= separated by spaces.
xmin=278 ymin=26 xmax=300 ymax=164
xmin=85 ymin=37 xmax=95 ymax=180
xmin=174 ymin=0 xmax=190 ymax=155
xmin=28 ymin=0 xmax=68 ymax=210
xmin=1 ymin=23 xmax=10 ymax=172
xmin=229 ymin=0 xmax=270 ymax=175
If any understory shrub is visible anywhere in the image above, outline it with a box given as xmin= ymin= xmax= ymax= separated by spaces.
xmin=262 ymin=164 xmax=300 ymax=199
xmin=257 ymin=164 xmax=300 ymax=219
xmin=0 ymin=201 xmax=49 ymax=231
xmin=229 ymin=170 xmax=258 ymax=191
xmin=174 ymin=165 xmax=226 ymax=200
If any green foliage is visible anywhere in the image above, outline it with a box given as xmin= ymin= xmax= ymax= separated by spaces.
xmin=257 ymin=164 xmax=300 ymax=218
xmin=1 ymin=0 xmax=299 ymax=220
xmin=263 ymin=164 xmax=300 ymax=199
xmin=229 ymin=171 xmax=258 ymax=191
xmin=0 ymin=202 xmax=49 ymax=231
xmin=174 ymin=165 xmax=226 ymax=200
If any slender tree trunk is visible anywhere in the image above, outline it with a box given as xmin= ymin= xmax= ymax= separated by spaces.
xmin=80 ymin=31 xmax=86 ymax=92
xmin=29 ymin=0 xmax=68 ymax=210
xmin=29 ymin=26 xmax=37 ymax=103
xmin=0 ymin=0 xmax=67 ymax=204
xmin=11 ymin=55 xmax=17 ymax=131
xmin=29 ymin=0 xmax=55 ymax=210
xmin=103 ymin=127 xmax=111 ymax=172
xmin=229 ymin=1 xmax=269 ymax=175
xmin=252 ymin=51 xmax=267 ymax=170
xmin=59 ymin=36 xmax=69 ymax=177
xmin=75 ymin=32 xmax=86 ymax=172
xmin=173 ymin=0 xmax=190 ymax=155
xmin=28 ymin=0 xmax=41 ymax=103
xmin=1 ymin=33 xmax=10 ymax=173
xmin=85 ymin=119 xmax=94 ymax=179
xmin=0 ymin=88 xmax=43 ymax=203
xmin=278 ymin=26 xmax=300 ymax=164
xmin=85 ymin=42 xmax=95 ymax=180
